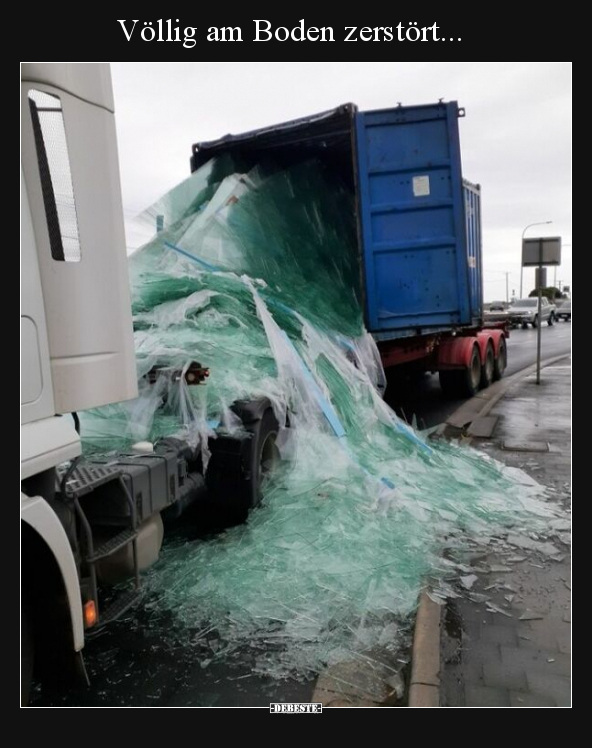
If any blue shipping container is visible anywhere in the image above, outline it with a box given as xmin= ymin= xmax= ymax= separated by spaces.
xmin=191 ymin=101 xmax=483 ymax=341
xmin=355 ymin=103 xmax=482 ymax=338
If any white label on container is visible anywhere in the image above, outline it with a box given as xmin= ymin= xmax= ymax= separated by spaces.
xmin=413 ymin=175 xmax=430 ymax=197
xmin=468 ymin=256 xmax=477 ymax=268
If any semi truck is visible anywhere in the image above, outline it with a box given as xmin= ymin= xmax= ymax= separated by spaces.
xmin=21 ymin=63 xmax=506 ymax=703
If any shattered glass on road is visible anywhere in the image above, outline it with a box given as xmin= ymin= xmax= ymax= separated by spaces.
xmin=80 ymin=157 xmax=563 ymax=681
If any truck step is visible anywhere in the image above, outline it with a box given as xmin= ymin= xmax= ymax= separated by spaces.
xmin=59 ymin=463 xmax=121 ymax=498
xmin=87 ymin=528 xmax=137 ymax=562
xmin=98 ymin=589 xmax=142 ymax=627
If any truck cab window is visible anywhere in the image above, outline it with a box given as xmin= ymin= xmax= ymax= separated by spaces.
xmin=28 ymin=89 xmax=81 ymax=262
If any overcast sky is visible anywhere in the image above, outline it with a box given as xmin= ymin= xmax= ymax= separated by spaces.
xmin=111 ymin=62 xmax=571 ymax=301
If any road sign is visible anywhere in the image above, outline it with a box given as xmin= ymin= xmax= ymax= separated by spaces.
xmin=522 ymin=237 xmax=562 ymax=387
xmin=522 ymin=237 xmax=561 ymax=267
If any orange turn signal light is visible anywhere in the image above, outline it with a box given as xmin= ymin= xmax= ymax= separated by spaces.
xmin=84 ymin=600 xmax=97 ymax=628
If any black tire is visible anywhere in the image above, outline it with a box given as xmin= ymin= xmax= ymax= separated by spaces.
xmin=439 ymin=344 xmax=482 ymax=399
xmin=493 ymin=337 xmax=507 ymax=382
xmin=245 ymin=408 xmax=280 ymax=509
xmin=207 ymin=402 xmax=279 ymax=524
xmin=463 ymin=344 xmax=483 ymax=397
xmin=480 ymin=342 xmax=495 ymax=389
xmin=21 ymin=609 xmax=33 ymax=706
xmin=521 ymin=322 xmax=528 ymax=329
xmin=532 ymin=315 xmax=538 ymax=328
xmin=547 ymin=314 xmax=554 ymax=326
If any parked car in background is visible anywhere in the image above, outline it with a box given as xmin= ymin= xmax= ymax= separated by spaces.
xmin=508 ymin=298 xmax=555 ymax=328
xmin=556 ymin=300 xmax=571 ymax=321
xmin=484 ymin=301 xmax=509 ymax=324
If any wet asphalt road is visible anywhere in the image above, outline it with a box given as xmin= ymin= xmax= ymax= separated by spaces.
xmin=31 ymin=321 xmax=571 ymax=707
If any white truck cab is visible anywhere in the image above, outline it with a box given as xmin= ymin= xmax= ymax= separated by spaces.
xmin=20 ymin=65 xmax=278 ymax=704
xmin=21 ymin=63 xmax=137 ymax=703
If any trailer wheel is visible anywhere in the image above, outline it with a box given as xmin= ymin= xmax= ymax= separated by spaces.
xmin=439 ymin=344 xmax=482 ymax=399
xmin=480 ymin=342 xmax=495 ymax=389
xmin=493 ymin=337 xmax=507 ymax=381
xmin=460 ymin=344 xmax=482 ymax=397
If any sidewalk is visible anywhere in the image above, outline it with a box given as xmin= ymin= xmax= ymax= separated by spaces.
xmin=440 ymin=359 xmax=571 ymax=707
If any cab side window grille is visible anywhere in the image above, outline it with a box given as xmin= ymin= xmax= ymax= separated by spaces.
xmin=28 ymin=89 xmax=81 ymax=262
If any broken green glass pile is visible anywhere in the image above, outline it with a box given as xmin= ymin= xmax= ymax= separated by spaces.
xmin=81 ymin=157 xmax=562 ymax=680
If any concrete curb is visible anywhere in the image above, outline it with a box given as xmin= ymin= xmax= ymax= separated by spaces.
xmin=408 ymin=592 xmax=441 ymax=707
xmin=408 ymin=353 xmax=570 ymax=707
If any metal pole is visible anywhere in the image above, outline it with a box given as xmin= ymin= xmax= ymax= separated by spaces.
xmin=521 ymin=221 xmax=552 ymax=298
xmin=536 ymin=259 xmax=543 ymax=385
xmin=505 ymin=272 xmax=509 ymax=303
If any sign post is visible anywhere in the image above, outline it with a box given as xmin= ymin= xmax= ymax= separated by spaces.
xmin=522 ymin=237 xmax=561 ymax=384
xmin=536 ymin=271 xmax=543 ymax=384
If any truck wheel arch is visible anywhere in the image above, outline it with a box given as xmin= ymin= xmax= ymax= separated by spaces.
xmin=21 ymin=494 xmax=84 ymax=654
xmin=436 ymin=331 xmax=506 ymax=396
xmin=436 ymin=336 xmax=480 ymax=369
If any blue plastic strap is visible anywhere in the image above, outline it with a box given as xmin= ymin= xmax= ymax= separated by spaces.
xmin=279 ymin=331 xmax=346 ymax=439
xmin=163 ymin=241 xmax=221 ymax=273
xmin=391 ymin=418 xmax=433 ymax=454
